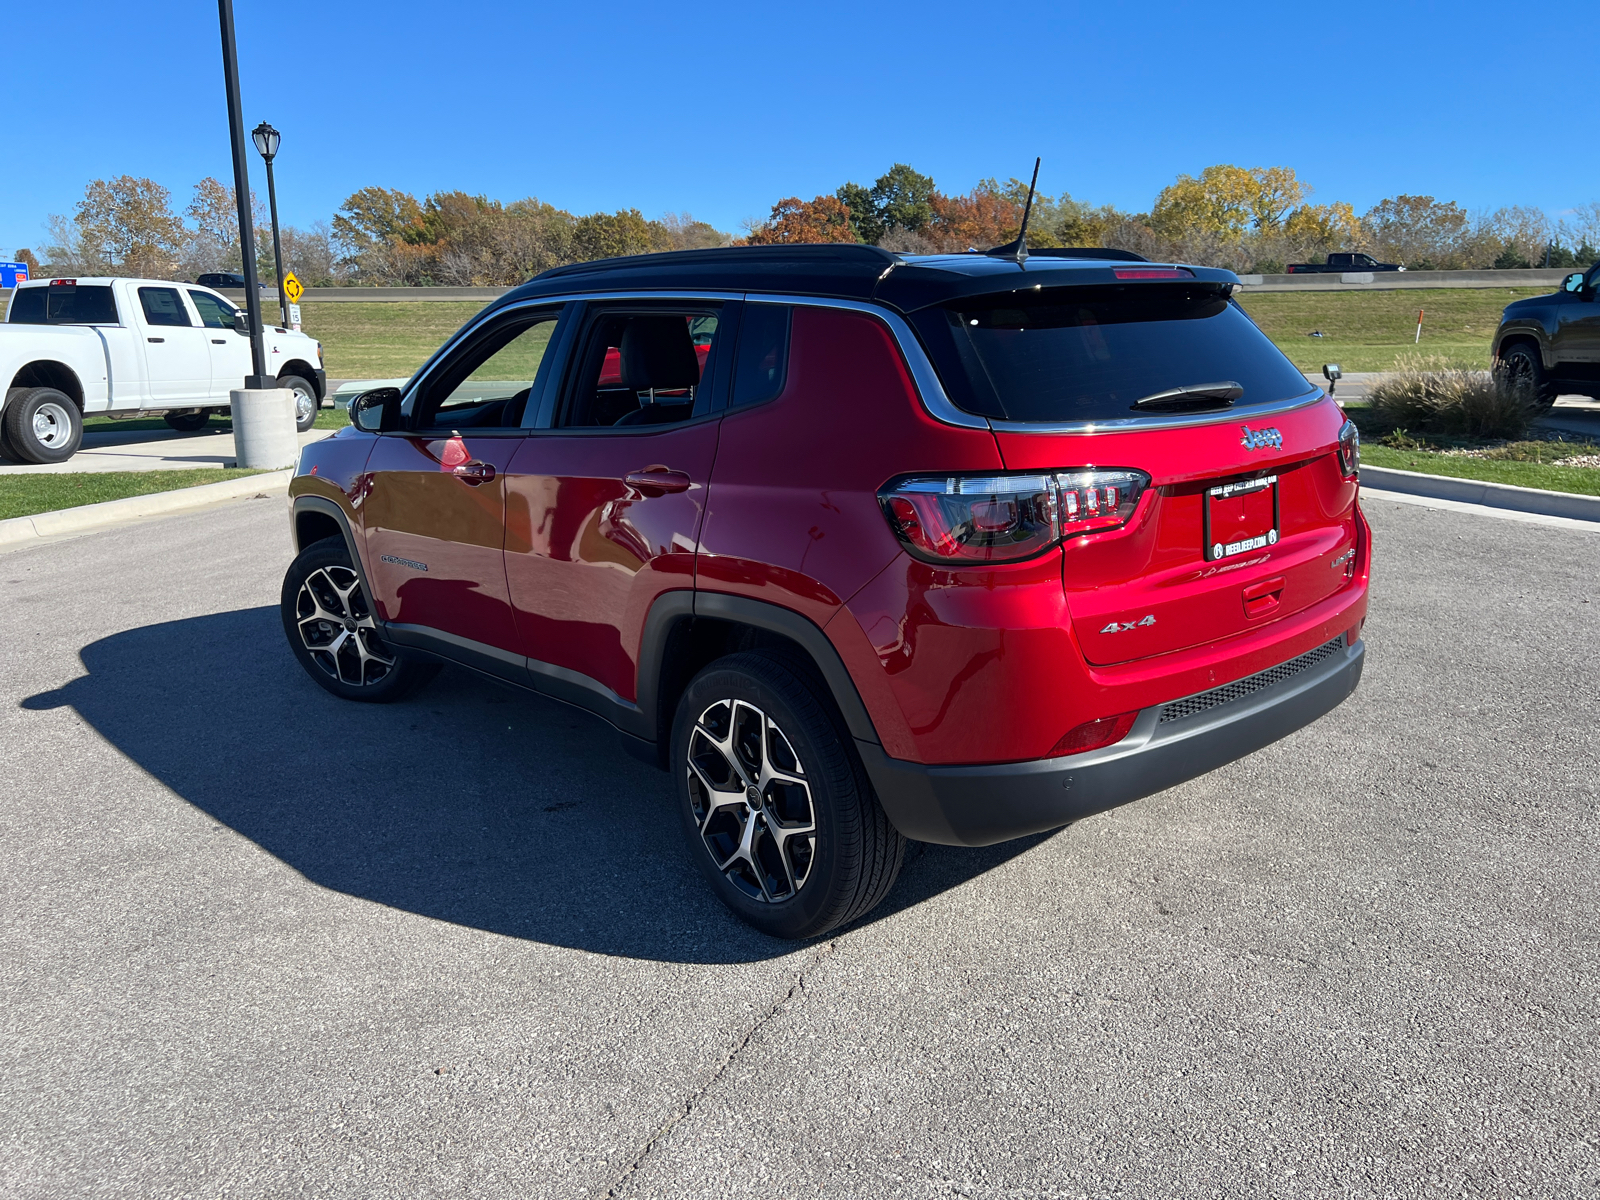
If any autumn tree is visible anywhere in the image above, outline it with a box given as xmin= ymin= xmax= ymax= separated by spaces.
xmin=745 ymin=196 xmax=857 ymax=245
xmin=1361 ymin=195 xmax=1469 ymax=269
xmin=68 ymin=176 xmax=185 ymax=276
xmin=14 ymin=248 xmax=40 ymax=276
xmin=835 ymin=164 xmax=938 ymax=244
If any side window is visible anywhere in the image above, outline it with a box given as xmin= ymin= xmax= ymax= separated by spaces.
xmin=139 ymin=287 xmax=192 ymax=327
xmin=188 ymin=290 xmax=238 ymax=329
xmin=730 ymin=303 xmax=791 ymax=409
xmin=413 ymin=310 xmax=561 ymax=430
xmin=560 ymin=306 xmax=721 ymax=428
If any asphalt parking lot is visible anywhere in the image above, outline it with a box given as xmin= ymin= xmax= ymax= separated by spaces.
xmin=1 ymin=496 xmax=1596 ymax=1199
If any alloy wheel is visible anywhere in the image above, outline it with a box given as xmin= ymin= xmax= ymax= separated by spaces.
xmin=685 ymin=698 xmax=817 ymax=903
xmin=32 ymin=401 xmax=73 ymax=448
xmin=291 ymin=384 xmax=316 ymax=426
xmin=294 ymin=564 xmax=395 ymax=686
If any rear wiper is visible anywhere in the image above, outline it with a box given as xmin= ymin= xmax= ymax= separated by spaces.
xmin=1131 ymin=381 xmax=1244 ymax=410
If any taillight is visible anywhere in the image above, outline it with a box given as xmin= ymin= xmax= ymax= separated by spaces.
xmin=1337 ymin=418 xmax=1360 ymax=480
xmin=879 ymin=469 xmax=1150 ymax=565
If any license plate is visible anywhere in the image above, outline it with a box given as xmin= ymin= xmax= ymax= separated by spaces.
xmin=1204 ymin=474 xmax=1279 ymax=562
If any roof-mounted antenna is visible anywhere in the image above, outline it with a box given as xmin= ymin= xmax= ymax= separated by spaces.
xmin=986 ymin=157 xmax=1040 ymax=265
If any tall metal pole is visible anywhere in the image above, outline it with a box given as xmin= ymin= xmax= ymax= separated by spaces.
xmin=217 ymin=0 xmax=270 ymax=387
xmin=263 ymin=155 xmax=288 ymax=326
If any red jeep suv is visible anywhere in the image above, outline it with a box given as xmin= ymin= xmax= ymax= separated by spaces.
xmin=281 ymin=245 xmax=1369 ymax=938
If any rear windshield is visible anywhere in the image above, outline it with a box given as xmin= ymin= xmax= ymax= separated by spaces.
xmin=910 ymin=283 xmax=1313 ymax=423
xmin=7 ymin=285 xmax=120 ymax=325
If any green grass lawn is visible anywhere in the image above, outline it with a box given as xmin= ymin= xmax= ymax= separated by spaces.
xmin=1361 ymin=443 xmax=1600 ymax=496
xmin=0 ymin=468 xmax=267 ymax=522
xmin=1238 ymin=287 xmax=1541 ymax=373
xmin=261 ymin=300 xmax=483 ymax=379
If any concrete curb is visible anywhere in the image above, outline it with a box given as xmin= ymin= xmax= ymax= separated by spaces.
xmin=0 ymin=470 xmax=291 ymax=549
xmin=1360 ymin=464 xmax=1600 ymax=522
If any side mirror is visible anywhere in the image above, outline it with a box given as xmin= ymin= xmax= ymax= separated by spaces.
xmin=350 ymin=387 xmax=403 ymax=433
xmin=232 ymin=312 xmax=249 ymax=334
xmin=1562 ymin=272 xmax=1584 ymax=293
xmin=1322 ymin=363 xmax=1342 ymax=396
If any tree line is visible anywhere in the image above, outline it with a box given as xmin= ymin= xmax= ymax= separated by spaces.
xmin=17 ymin=165 xmax=1600 ymax=287
xmin=747 ymin=163 xmax=1600 ymax=272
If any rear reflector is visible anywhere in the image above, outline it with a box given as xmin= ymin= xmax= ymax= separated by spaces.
xmin=1112 ymin=267 xmax=1194 ymax=280
xmin=1050 ymin=711 xmax=1139 ymax=757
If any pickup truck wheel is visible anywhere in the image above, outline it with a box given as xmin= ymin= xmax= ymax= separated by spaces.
xmin=1497 ymin=344 xmax=1555 ymax=406
xmin=2 ymin=387 xmax=83 ymax=464
xmin=162 ymin=410 xmax=210 ymax=432
xmin=279 ymin=375 xmax=318 ymax=432
xmin=672 ymin=651 xmax=905 ymax=939
xmin=280 ymin=536 xmax=440 ymax=703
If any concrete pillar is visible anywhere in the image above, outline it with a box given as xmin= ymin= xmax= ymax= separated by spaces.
xmin=230 ymin=388 xmax=299 ymax=470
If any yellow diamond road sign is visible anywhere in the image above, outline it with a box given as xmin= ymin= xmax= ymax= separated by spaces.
xmin=282 ymin=272 xmax=303 ymax=304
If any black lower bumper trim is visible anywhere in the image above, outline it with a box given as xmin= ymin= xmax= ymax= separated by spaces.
xmin=859 ymin=638 xmax=1365 ymax=847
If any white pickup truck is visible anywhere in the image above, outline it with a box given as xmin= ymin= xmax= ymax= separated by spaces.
xmin=1 ymin=276 xmax=325 ymax=464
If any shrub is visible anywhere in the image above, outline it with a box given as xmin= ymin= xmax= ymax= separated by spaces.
xmin=1369 ymin=354 xmax=1536 ymax=440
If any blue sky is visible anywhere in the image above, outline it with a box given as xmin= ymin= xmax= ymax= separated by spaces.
xmin=4 ymin=0 xmax=1598 ymax=254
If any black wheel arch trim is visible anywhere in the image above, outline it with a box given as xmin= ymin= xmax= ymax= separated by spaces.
xmin=290 ymin=495 xmax=373 ymax=604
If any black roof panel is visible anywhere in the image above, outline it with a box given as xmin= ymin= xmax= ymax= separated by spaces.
xmin=496 ymin=244 xmax=1237 ymax=315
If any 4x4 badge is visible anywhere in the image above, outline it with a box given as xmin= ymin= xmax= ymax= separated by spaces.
xmin=1240 ymin=425 xmax=1283 ymax=450
xmin=1101 ymin=614 xmax=1156 ymax=634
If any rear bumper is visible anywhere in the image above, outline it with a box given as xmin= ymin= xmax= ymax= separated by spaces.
xmin=858 ymin=636 xmax=1364 ymax=847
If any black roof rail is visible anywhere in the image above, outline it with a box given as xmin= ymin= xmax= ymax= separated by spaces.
xmin=534 ymin=243 xmax=901 ymax=281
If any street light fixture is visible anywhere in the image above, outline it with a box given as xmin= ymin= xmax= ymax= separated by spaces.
xmin=251 ymin=121 xmax=289 ymax=328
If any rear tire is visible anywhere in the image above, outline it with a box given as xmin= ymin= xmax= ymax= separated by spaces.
xmin=1497 ymin=343 xmax=1555 ymax=407
xmin=2 ymin=386 xmax=82 ymax=464
xmin=672 ymin=650 xmax=905 ymax=939
xmin=280 ymin=535 xmax=440 ymax=703
xmin=162 ymin=409 xmax=210 ymax=432
xmin=279 ymin=374 xmax=318 ymax=432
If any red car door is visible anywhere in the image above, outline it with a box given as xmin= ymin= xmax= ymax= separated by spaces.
xmin=361 ymin=306 xmax=566 ymax=664
xmin=503 ymin=303 xmax=728 ymax=705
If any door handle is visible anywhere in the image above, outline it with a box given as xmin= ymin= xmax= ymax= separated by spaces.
xmin=212 ymin=339 xmax=226 ymax=345
xmin=1242 ymin=575 xmax=1285 ymax=618
xmin=624 ymin=468 xmax=691 ymax=496
xmin=452 ymin=461 xmax=497 ymax=485
xmin=147 ymin=337 xmax=165 ymax=343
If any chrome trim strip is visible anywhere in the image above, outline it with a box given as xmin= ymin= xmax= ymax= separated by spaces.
xmin=742 ymin=293 xmax=991 ymax=431
xmin=988 ymin=388 xmax=1325 ymax=436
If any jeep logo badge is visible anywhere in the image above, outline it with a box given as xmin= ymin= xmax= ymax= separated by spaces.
xmin=1240 ymin=425 xmax=1283 ymax=451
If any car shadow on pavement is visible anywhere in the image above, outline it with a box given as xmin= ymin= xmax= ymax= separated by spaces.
xmin=22 ymin=606 xmax=1052 ymax=964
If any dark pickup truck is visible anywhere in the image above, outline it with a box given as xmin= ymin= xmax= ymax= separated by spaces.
xmin=1286 ymin=253 xmax=1404 ymax=274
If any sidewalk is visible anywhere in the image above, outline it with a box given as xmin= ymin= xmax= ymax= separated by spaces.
xmin=0 ymin=426 xmax=332 ymax=475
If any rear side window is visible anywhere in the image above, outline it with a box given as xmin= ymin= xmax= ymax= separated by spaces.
xmin=7 ymin=284 xmax=119 ymax=325
xmin=913 ymin=283 xmax=1313 ymax=423
xmin=730 ymin=303 xmax=791 ymax=409
xmin=188 ymin=290 xmax=237 ymax=329
xmin=139 ymin=286 xmax=192 ymax=327
xmin=560 ymin=306 xmax=722 ymax=428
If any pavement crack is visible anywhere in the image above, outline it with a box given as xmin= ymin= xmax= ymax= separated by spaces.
xmin=597 ymin=938 xmax=837 ymax=1199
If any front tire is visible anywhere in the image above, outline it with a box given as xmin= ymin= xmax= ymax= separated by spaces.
xmin=1497 ymin=343 xmax=1555 ymax=407
xmin=279 ymin=374 xmax=319 ymax=432
xmin=672 ymin=651 xmax=904 ymax=939
xmin=280 ymin=535 xmax=440 ymax=702
xmin=1 ymin=386 xmax=82 ymax=464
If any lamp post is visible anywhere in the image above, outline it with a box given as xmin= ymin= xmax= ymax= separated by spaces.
xmin=251 ymin=121 xmax=289 ymax=328
xmin=216 ymin=0 xmax=269 ymax=388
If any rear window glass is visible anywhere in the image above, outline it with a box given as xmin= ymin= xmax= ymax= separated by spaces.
xmin=139 ymin=286 xmax=192 ymax=327
xmin=913 ymin=284 xmax=1313 ymax=423
xmin=8 ymin=285 xmax=120 ymax=325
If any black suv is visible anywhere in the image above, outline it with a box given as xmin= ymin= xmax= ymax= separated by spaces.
xmin=1493 ymin=263 xmax=1600 ymax=403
